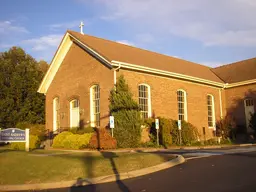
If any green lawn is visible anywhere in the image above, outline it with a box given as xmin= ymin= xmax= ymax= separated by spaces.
xmin=0 ymin=148 xmax=174 ymax=185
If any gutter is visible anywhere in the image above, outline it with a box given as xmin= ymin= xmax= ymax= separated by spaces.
xmin=112 ymin=60 xmax=224 ymax=88
xmin=113 ymin=63 xmax=121 ymax=85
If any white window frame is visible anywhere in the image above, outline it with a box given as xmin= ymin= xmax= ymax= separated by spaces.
xmin=207 ymin=94 xmax=216 ymax=128
xmin=70 ymin=99 xmax=80 ymax=128
xmin=90 ymin=85 xmax=100 ymax=127
xmin=177 ymin=89 xmax=188 ymax=121
xmin=53 ymin=97 xmax=60 ymax=132
xmin=138 ymin=84 xmax=152 ymax=119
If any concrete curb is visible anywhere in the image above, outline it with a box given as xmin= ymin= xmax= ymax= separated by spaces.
xmin=0 ymin=155 xmax=185 ymax=191
xmin=47 ymin=143 xmax=256 ymax=154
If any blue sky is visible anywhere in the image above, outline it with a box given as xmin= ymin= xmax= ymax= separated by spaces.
xmin=1 ymin=0 xmax=255 ymax=67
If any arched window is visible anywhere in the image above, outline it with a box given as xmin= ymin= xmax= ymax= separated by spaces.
xmin=177 ymin=90 xmax=187 ymax=121
xmin=138 ymin=84 xmax=151 ymax=119
xmin=53 ymin=97 xmax=60 ymax=132
xmin=70 ymin=99 xmax=80 ymax=128
xmin=90 ymin=85 xmax=100 ymax=127
xmin=207 ymin=95 xmax=215 ymax=128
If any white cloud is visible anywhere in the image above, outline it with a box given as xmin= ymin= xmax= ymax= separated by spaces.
xmin=135 ymin=33 xmax=154 ymax=44
xmin=116 ymin=40 xmax=135 ymax=46
xmin=96 ymin=0 xmax=256 ymax=47
xmin=49 ymin=21 xmax=83 ymax=31
xmin=0 ymin=20 xmax=29 ymax=34
xmin=21 ymin=34 xmax=63 ymax=51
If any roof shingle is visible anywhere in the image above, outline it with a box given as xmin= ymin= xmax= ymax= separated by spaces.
xmin=68 ymin=30 xmax=223 ymax=83
xmin=211 ymin=58 xmax=256 ymax=83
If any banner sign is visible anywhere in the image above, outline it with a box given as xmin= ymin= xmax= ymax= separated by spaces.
xmin=0 ymin=128 xmax=26 ymax=142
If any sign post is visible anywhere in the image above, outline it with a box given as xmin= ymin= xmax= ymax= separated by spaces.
xmin=213 ymin=124 xmax=217 ymax=144
xmin=155 ymin=119 xmax=159 ymax=146
xmin=110 ymin=116 xmax=114 ymax=137
xmin=0 ymin=128 xmax=29 ymax=151
xmin=178 ymin=120 xmax=182 ymax=145
xmin=202 ymin=127 xmax=206 ymax=143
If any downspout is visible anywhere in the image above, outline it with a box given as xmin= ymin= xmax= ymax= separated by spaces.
xmin=219 ymin=83 xmax=227 ymax=119
xmin=113 ymin=63 xmax=121 ymax=86
xmin=219 ymin=89 xmax=223 ymax=119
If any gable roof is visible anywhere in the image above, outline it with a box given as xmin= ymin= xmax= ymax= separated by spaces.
xmin=38 ymin=30 xmax=256 ymax=94
xmin=212 ymin=57 xmax=256 ymax=84
xmin=68 ymin=30 xmax=223 ymax=84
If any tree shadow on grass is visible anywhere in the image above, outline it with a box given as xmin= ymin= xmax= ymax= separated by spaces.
xmin=68 ymin=128 xmax=130 ymax=192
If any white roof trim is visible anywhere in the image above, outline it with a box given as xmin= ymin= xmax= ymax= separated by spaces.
xmin=38 ymin=33 xmax=72 ymax=94
xmin=37 ymin=32 xmax=113 ymax=94
xmin=38 ymin=32 xmax=256 ymax=94
xmin=224 ymin=79 xmax=256 ymax=88
xmin=112 ymin=60 xmax=225 ymax=88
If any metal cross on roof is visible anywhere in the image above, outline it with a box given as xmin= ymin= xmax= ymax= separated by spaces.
xmin=79 ymin=21 xmax=84 ymax=35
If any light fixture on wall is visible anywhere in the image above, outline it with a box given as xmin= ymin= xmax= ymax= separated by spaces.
xmin=61 ymin=112 xmax=65 ymax=119
xmin=80 ymin=108 xmax=84 ymax=115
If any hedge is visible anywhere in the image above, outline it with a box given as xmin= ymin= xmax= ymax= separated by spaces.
xmin=145 ymin=117 xmax=199 ymax=146
xmin=52 ymin=131 xmax=93 ymax=149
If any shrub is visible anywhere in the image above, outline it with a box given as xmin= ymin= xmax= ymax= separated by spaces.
xmin=158 ymin=117 xmax=172 ymax=147
xmin=16 ymin=122 xmax=46 ymax=141
xmin=249 ymin=112 xmax=256 ymax=132
xmin=52 ymin=131 xmax=93 ymax=149
xmin=171 ymin=120 xmax=199 ymax=145
xmin=145 ymin=117 xmax=171 ymax=147
xmin=10 ymin=135 xmax=40 ymax=150
xmin=52 ymin=131 xmax=73 ymax=148
xmin=63 ymin=134 xmax=93 ymax=149
xmin=216 ymin=116 xmax=236 ymax=139
xmin=69 ymin=126 xmax=95 ymax=134
xmin=113 ymin=110 xmax=142 ymax=148
xmin=109 ymin=75 xmax=142 ymax=148
xmin=89 ymin=128 xmax=117 ymax=150
xmin=145 ymin=117 xmax=199 ymax=146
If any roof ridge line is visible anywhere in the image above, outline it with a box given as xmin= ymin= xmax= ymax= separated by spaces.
xmin=67 ymin=30 xmax=212 ymax=69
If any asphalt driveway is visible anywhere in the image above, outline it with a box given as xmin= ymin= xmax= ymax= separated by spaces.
xmin=33 ymin=150 xmax=256 ymax=192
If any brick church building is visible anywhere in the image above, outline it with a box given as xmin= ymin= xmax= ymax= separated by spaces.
xmin=38 ymin=30 xmax=256 ymax=139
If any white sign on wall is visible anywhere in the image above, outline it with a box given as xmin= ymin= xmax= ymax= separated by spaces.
xmin=178 ymin=120 xmax=182 ymax=130
xmin=155 ymin=119 xmax=159 ymax=129
xmin=110 ymin=116 xmax=115 ymax=129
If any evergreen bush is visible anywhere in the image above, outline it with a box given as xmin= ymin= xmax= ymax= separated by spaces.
xmin=16 ymin=122 xmax=46 ymax=141
xmin=145 ymin=117 xmax=199 ymax=146
xmin=109 ymin=75 xmax=142 ymax=148
xmin=171 ymin=120 xmax=199 ymax=145
xmin=144 ymin=117 xmax=172 ymax=147
xmin=10 ymin=135 xmax=40 ymax=150
xmin=158 ymin=117 xmax=173 ymax=147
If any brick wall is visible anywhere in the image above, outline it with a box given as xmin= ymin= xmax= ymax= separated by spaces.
xmin=45 ymin=42 xmax=256 ymax=139
xmin=225 ymin=83 xmax=256 ymax=129
xmin=118 ymin=70 xmax=223 ymax=140
xmin=45 ymin=43 xmax=113 ymax=131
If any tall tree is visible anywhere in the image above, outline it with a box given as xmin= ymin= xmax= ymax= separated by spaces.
xmin=0 ymin=47 xmax=46 ymax=128
xmin=38 ymin=60 xmax=49 ymax=74
xmin=109 ymin=75 xmax=142 ymax=148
